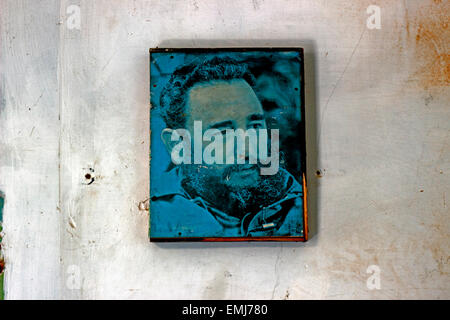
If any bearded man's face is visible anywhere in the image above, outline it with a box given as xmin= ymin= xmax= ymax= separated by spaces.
xmin=176 ymin=79 xmax=286 ymax=216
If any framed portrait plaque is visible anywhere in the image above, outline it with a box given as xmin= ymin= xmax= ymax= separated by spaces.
xmin=149 ymin=48 xmax=308 ymax=241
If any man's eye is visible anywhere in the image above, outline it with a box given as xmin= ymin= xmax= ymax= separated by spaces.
xmin=249 ymin=122 xmax=263 ymax=129
xmin=217 ymin=127 xmax=234 ymax=134
xmin=211 ymin=129 xmax=229 ymax=136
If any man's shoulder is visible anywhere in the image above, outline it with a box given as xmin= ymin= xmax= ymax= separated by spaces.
xmin=150 ymin=193 xmax=224 ymax=238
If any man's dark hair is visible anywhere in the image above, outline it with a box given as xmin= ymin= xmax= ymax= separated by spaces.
xmin=159 ymin=56 xmax=256 ymax=129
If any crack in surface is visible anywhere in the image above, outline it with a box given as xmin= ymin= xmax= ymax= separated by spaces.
xmin=271 ymin=244 xmax=283 ymax=299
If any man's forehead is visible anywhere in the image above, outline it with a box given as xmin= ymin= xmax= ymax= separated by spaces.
xmin=186 ymin=79 xmax=263 ymax=125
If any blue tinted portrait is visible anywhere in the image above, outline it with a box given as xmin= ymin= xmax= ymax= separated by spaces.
xmin=150 ymin=49 xmax=307 ymax=241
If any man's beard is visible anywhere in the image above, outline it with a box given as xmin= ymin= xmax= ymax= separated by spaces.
xmin=180 ymin=163 xmax=288 ymax=218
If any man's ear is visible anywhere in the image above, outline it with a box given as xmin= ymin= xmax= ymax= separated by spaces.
xmin=161 ymin=128 xmax=175 ymax=154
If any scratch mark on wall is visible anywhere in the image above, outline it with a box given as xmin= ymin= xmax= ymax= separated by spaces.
xmin=68 ymin=215 xmax=77 ymax=229
xmin=27 ymin=91 xmax=44 ymax=110
xmin=271 ymin=244 xmax=283 ymax=299
xmin=29 ymin=126 xmax=35 ymax=137
xmin=318 ymin=29 xmax=366 ymax=142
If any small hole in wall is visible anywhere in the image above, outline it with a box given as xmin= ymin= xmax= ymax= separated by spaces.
xmin=153 ymin=84 xmax=157 ymax=87
xmin=170 ymin=55 xmax=174 ymax=59
xmin=294 ymin=87 xmax=298 ymax=91
xmin=85 ymin=173 xmax=91 ymax=180
xmin=178 ymin=232 xmax=182 ymax=236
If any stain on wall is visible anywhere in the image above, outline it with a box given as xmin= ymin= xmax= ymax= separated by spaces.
xmin=411 ymin=0 xmax=449 ymax=89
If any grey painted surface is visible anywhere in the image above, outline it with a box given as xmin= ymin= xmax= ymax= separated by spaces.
xmin=0 ymin=0 xmax=448 ymax=299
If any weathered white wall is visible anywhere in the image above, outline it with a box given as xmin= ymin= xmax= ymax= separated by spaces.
xmin=0 ymin=0 xmax=448 ymax=299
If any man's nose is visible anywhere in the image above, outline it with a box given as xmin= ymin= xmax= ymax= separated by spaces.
xmin=235 ymin=131 xmax=258 ymax=164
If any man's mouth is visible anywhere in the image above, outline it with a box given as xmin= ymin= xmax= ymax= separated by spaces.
xmin=223 ymin=164 xmax=260 ymax=181
xmin=233 ymin=164 xmax=259 ymax=177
